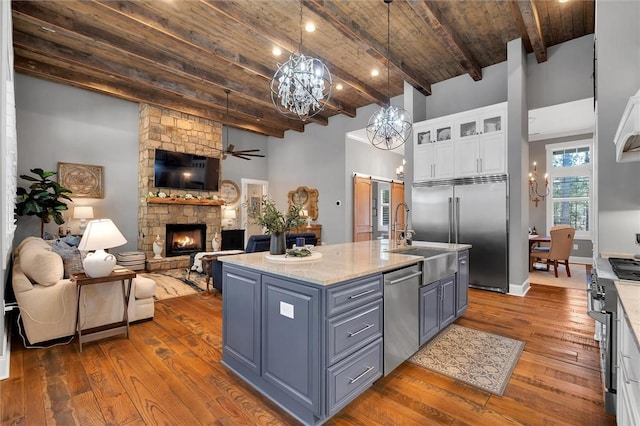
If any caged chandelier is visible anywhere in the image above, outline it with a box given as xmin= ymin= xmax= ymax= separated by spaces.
xmin=366 ymin=0 xmax=412 ymax=151
xmin=270 ymin=2 xmax=332 ymax=121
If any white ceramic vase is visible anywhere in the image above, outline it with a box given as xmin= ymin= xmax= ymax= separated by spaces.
xmin=153 ymin=235 xmax=164 ymax=259
xmin=212 ymin=232 xmax=221 ymax=251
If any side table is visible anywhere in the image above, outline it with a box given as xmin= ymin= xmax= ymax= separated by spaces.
xmin=71 ymin=268 xmax=136 ymax=351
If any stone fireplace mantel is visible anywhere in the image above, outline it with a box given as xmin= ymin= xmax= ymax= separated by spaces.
xmin=146 ymin=197 xmax=225 ymax=206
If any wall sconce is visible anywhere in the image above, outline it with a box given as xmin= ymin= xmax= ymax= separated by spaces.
xmin=74 ymin=206 xmax=94 ymax=234
xmin=396 ymin=158 xmax=406 ymax=180
xmin=528 ymin=161 xmax=549 ymax=207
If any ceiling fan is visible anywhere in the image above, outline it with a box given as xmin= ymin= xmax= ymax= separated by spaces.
xmin=223 ymin=90 xmax=265 ymax=160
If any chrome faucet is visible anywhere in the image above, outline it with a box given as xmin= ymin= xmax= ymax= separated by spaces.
xmin=393 ymin=202 xmax=413 ymax=246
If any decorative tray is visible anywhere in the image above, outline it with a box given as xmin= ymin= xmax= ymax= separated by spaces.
xmin=264 ymin=252 xmax=323 ymax=263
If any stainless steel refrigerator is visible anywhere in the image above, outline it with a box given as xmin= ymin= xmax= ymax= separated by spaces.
xmin=412 ymin=174 xmax=509 ymax=293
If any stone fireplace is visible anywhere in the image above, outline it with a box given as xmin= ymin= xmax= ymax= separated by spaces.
xmin=138 ymin=104 xmax=225 ymax=270
xmin=165 ymin=223 xmax=206 ymax=257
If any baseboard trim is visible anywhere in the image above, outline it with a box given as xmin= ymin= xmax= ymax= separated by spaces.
xmin=570 ymin=256 xmax=593 ymax=265
xmin=509 ymin=277 xmax=530 ymax=297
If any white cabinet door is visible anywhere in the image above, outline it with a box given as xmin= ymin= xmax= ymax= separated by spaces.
xmin=478 ymin=132 xmax=505 ymax=175
xmin=455 ymin=138 xmax=479 ymax=177
xmin=433 ymin=142 xmax=454 ymax=179
xmin=414 ymin=145 xmax=433 ymax=181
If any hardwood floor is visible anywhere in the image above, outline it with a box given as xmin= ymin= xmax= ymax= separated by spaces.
xmin=1 ymin=284 xmax=616 ymax=425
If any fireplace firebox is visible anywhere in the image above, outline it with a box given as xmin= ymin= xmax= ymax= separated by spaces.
xmin=166 ymin=224 xmax=206 ymax=257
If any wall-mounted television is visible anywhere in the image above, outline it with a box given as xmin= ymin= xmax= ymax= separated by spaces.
xmin=154 ymin=149 xmax=220 ymax=191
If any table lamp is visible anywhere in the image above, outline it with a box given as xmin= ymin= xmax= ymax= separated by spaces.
xmin=74 ymin=206 xmax=94 ymax=234
xmin=78 ymin=219 xmax=127 ymax=277
xmin=223 ymin=208 xmax=236 ymax=228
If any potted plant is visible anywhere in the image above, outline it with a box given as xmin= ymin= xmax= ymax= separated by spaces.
xmin=15 ymin=168 xmax=73 ymax=238
xmin=246 ymin=196 xmax=303 ymax=255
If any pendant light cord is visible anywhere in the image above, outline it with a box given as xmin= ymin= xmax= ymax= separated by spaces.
xmin=387 ymin=0 xmax=391 ymax=107
xmin=299 ymin=1 xmax=303 ymax=54
xmin=225 ymin=89 xmax=230 ymax=151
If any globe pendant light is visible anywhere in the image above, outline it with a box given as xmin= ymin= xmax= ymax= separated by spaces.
xmin=270 ymin=1 xmax=332 ymax=121
xmin=366 ymin=0 xmax=412 ymax=150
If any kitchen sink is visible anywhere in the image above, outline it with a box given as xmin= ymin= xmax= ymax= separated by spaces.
xmin=393 ymin=247 xmax=457 ymax=284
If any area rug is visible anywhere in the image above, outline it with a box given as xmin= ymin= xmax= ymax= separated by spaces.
xmin=140 ymin=269 xmax=209 ymax=300
xmin=409 ymin=324 xmax=524 ymax=396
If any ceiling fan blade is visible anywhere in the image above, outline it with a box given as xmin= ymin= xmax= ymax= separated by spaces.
xmin=233 ymin=154 xmax=253 ymax=160
xmin=233 ymin=149 xmax=262 ymax=154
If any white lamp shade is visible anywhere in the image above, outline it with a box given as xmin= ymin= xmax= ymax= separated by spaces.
xmin=223 ymin=208 xmax=237 ymax=219
xmin=78 ymin=219 xmax=127 ymax=251
xmin=73 ymin=206 xmax=94 ymax=219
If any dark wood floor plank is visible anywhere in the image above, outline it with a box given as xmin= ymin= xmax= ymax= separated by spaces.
xmin=2 ymin=278 xmax=616 ymax=425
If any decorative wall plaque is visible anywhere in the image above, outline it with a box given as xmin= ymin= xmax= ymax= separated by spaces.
xmin=287 ymin=186 xmax=319 ymax=220
xmin=58 ymin=162 xmax=104 ymax=198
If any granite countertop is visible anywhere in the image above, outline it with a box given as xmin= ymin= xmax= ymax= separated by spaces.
xmin=615 ymin=281 xmax=640 ymax=348
xmin=219 ymin=239 xmax=470 ymax=286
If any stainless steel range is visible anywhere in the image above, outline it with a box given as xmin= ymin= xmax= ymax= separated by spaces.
xmin=588 ymin=257 xmax=640 ymax=415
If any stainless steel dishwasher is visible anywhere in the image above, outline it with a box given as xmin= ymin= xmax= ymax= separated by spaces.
xmin=383 ymin=263 xmax=422 ymax=376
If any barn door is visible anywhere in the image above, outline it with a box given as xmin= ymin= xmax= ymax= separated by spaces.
xmin=353 ymin=176 xmax=372 ymax=241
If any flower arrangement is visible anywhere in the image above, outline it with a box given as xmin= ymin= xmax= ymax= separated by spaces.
xmin=246 ymin=196 xmax=303 ymax=234
xmin=145 ymin=191 xmax=219 ymax=200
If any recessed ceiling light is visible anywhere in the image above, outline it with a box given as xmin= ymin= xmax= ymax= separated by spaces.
xmin=558 ymin=0 xmax=569 ymax=3
xmin=371 ymin=69 xmax=379 ymax=77
xmin=336 ymin=83 xmax=344 ymax=90
xmin=272 ymin=47 xmax=282 ymax=56
xmin=305 ymin=22 xmax=316 ymax=32
xmin=41 ymin=26 xmax=56 ymax=33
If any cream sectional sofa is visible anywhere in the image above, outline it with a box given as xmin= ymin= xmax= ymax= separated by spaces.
xmin=12 ymin=237 xmax=156 ymax=345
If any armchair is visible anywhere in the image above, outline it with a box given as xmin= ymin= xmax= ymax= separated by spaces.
xmin=530 ymin=225 xmax=575 ymax=277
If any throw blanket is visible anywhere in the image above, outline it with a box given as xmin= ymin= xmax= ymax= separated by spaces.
xmin=190 ymin=250 xmax=244 ymax=273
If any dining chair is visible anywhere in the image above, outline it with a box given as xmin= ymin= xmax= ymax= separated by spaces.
xmin=529 ymin=225 xmax=575 ymax=277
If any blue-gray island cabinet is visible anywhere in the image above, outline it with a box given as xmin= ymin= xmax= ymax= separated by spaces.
xmin=219 ymin=240 xmax=470 ymax=425
xmin=222 ymin=264 xmax=386 ymax=425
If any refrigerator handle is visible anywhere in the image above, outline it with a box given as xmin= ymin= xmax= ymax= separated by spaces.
xmin=448 ymin=197 xmax=453 ymax=243
xmin=455 ymin=197 xmax=460 ymax=244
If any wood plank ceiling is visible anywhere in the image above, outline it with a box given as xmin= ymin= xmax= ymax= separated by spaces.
xmin=11 ymin=0 xmax=594 ymax=139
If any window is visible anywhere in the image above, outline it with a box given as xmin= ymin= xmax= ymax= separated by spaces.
xmin=545 ymin=140 xmax=592 ymax=238
xmin=378 ymin=187 xmax=390 ymax=232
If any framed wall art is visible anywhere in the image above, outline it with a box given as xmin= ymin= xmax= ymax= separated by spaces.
xmin=57 ymin=162 xmax=104 ymax=198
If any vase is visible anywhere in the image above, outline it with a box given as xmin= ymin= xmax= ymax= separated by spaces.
xmin=212 ymin=232 xmax=221 ymax=251
xmin=270 ymin=232 xmax=286 ymax=255
xmin=152 ymin=234 xmax=164 ymax=259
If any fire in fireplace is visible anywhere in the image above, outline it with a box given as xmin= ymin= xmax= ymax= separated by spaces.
xmin=165 ymin=224 xmax=206 ymax=257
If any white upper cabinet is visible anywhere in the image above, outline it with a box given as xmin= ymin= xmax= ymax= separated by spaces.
xmin=413 ymin=102 xmax=507 ymax=182
xmin=414 ymin=120 xmax=455 ymax=181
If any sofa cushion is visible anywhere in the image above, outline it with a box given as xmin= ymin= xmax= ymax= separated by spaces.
xmin=51 ymin=240 xmax=85 ymax=278
xmin=133 ymin=275 xmax=156 ymax=299
xmin=20 ymin=248 xmax=64 ymax=286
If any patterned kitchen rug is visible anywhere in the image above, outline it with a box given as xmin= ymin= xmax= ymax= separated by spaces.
xmin=409 ymin=324 xmax=525 ymax=396
xmin=139 ymin=269 xmax=209 ymax=300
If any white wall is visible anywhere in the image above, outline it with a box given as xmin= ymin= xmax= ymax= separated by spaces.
xmin=14 ymin=75 xmax=140 ymax=252
xmin=266 ymin=100 xmax=402 ymax=244
xmin=595 ymin=0 xmax=640 ymax=255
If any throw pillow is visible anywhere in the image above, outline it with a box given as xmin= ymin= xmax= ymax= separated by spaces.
xmin=51 ymin=240 xmax=85 ymax=278
xmin=63 ymin=234 xmax=81 ymax=247
xmin=20 ymin=248 xmax=64 ymax=286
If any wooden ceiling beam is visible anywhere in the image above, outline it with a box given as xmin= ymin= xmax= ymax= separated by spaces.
xmin=306 ymin=0 xmax=431 ymax=96
xmin=515 ymin=0 xmax=547 ymax=63
xmin=11 ymin=2 xmax=324 ymax=129
xmin=199 ymin=0 xmax=388 ymax=108
xmin=12 ymin=30 xmax=302 ymax=134
xmin=93 ymin=0 xmax=351 ymax=119
xmin=14 ymin=55 xmax=286 ymax=138
xmin=407 ymin=0 xmax=482 ymax=82
xmin=508 ymin=0 xmax=534 ymax=53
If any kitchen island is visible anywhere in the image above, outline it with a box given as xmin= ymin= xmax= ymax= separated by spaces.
xmin=219 ymin=240 xmax=470 ymax=425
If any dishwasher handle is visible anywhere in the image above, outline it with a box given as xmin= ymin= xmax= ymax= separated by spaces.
xmin=386 ymin=271 xmax=422 ymax=285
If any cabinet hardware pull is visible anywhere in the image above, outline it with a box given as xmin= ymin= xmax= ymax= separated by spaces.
xmin=348 ymin=323 xmax=374 ymax=337
xmin=349 ymin=289 xmax=375 ymax=299
xmin=348 ymin=366 xmax=375 ymax=384
xmin=460 ymin=260 xmax=467 ymax=264
xmin=388 ymin=271 xmax=422 ymax=285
